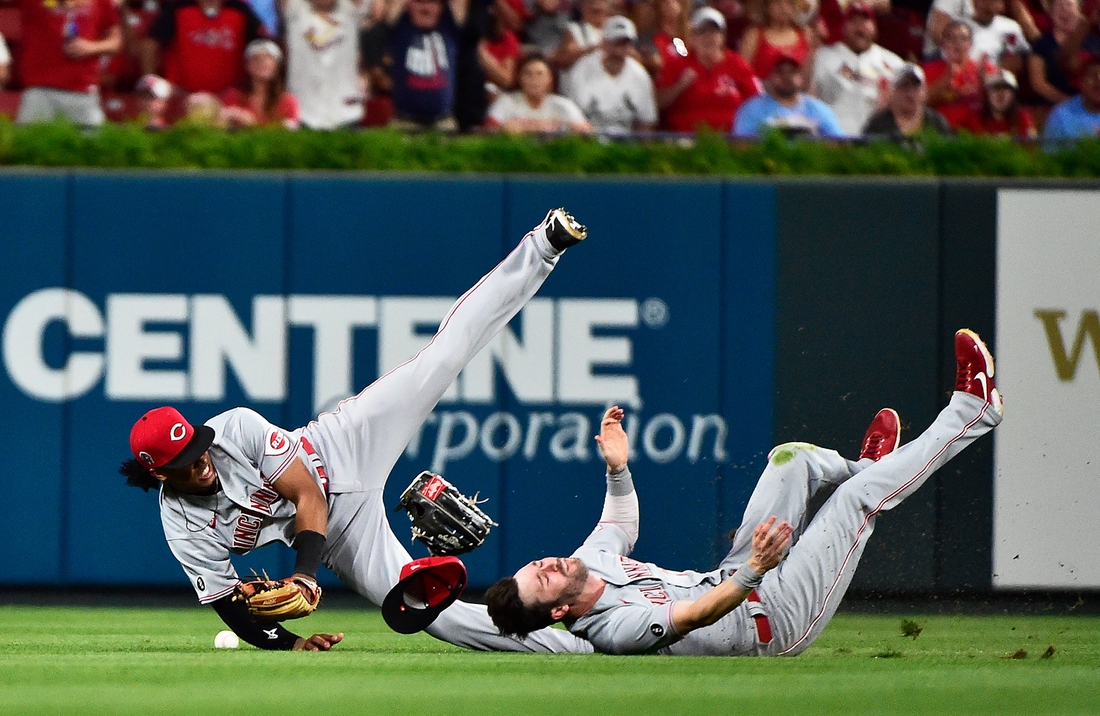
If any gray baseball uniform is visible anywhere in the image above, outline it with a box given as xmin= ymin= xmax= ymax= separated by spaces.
xmin=159 ymin=219 xmax=593 ymax=654
xmin=566 ymin=391 xmax=1001 ymax=655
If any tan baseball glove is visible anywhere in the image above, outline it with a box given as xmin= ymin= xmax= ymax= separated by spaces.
xmin=233 ymin=575 xmax=322 ymax=622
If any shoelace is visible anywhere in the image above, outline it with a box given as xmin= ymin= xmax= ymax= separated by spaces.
xmin=862 ymin=433 xmax=884 ymax=459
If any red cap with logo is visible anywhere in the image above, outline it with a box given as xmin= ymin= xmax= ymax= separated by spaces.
xmin=129 ymin=406 xmax=215 ymax=469
xmin=382 ymin=556 xmax=468 ymax=634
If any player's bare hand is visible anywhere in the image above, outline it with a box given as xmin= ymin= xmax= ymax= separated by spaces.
xmin=595 ymin=406 xmax=628 ymax=473
xmin=293 ymin=632 xmax=343 ymax=651
xmin=747 ymin=516 xmax=792 ymax=573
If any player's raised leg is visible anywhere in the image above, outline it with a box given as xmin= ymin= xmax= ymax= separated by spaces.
xmin=720 ymin=409 xmax=901 ymax=571
xmin=305 ymin=209 xmax=587 ymax=491
xmin=767 ymin=329 xmax=1003 ymax=656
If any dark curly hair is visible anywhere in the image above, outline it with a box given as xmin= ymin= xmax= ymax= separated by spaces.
xmin=484 ymin=576 xmax=556 ymax=638
xmin=120 ymin=459 xmax=160 ymax=492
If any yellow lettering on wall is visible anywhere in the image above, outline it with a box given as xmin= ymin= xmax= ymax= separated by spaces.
xmin=1034 ymin=309 xmax=1100 ymax=381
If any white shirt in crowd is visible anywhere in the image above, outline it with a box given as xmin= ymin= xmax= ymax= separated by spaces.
xmin=0 ymin=33 xmax=10 ymax=68
xmin=967 ymin=15 xmax=1030 ymax=62
xmin=566 ymin=53 xmax=657 ymax=133
xmin=284 ymin=0 xmax=370 ymax=129
xmin=812 ymin=41 xmax=906 ymax=136
xmin=558 ymin=21 xmax=603 ymax=97
xmin=924 ymin=0 xmax=973 ymax=56
xmin=488 ymin=91 xmax=589 ymax=127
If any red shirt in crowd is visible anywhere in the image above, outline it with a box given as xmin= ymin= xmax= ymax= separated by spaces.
xmin=749 ymin=27 xmax=810 ymax=79
xmin=19 ymin=0 xmax=121 ymax=92
xmin=656 ymin=48 xmax=761 ymax=132
xmin=221 ymin=87 xmax=300 ymax=127
xmin=922 ymin=57 xmax=997 ymax=128
xmin=148 ymin=0 xmax=262 ymax=94
xmin=484 ymin=29 xmax=521 ymax=66
xmin=956 ymin=106 xmax=1037 ymax=138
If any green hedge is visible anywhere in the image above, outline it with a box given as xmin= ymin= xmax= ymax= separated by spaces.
xmin=2 ymin=118 xmax=1100 ymax=176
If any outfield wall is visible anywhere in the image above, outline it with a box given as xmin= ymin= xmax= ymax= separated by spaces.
xmin=0 ymin=172 xmax=1094 ymax=595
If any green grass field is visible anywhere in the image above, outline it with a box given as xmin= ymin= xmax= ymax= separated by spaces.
xmin=0 ymin=606 xmax=1097 ymax=715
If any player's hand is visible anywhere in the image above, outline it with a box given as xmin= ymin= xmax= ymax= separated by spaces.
xmin=746 ymin=516 xmax=792 ymax=573
xmin=677 ymin=68 xmax=698 ymax=89
xmin=595 ymin=406 xmax=629 ymax=473
xmin=293 ymin=632 xmax=344 ymax=651
xmin=64 ymin=38 xmax=98 ymax=59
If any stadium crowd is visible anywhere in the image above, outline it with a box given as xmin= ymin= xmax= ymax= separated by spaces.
xmin=0 ymin=0 xmax=1099 ymax=140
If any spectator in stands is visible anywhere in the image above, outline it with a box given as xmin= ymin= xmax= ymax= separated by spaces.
xmin=135 ymin=72 xmax=171 ymax=128
xmin=220 ymin=38 xmax=300 ymax=127
xmin=565 ymin=15 xmax=657 ymax=132
xmin=525 ymin=0 xmax=571 ymax=57
xmin=639 ymin=0 xmax=689 ymax=75
xmin=1043 ymin=51 xmax=1100 ymax=141
xmin=967 ymin=0 xmax=1030 ymax=75
xmin=655 ymin=6 xmax=761 ymax=132
xmin=16 ymin=0 xmax=122 ymax=126
xmin=734 ymin=52 xmax=846 ymax=136
xmin=383 ymin=0 xmax=471 ymax=130
xmin=924 ymin=0 xmax=972 ymax=57
xmin=739 ymin=0 xmax=813 ymax=79
xmin=282 ymin=0 xmax=369 ymax=130
xmin=143 ymin=0 xmax=264 ymax=96
xmin=0 ymin=31 xmax=9 ymax=88
xmin=553 ymin=0 xmax=612 ymax=96
xmin=812 ymin=3 xmax=906 ymax=135
xmin=480 ymin=0 xmax=521 ymax=100
xmin=485 ymin=51 xmax=592 ymax=131
xmin=1029 ymin=0 xmax=1099 ymax=107
xmin=863 ymin=62 xmax=953 ymax=139
xmin=924 ymin=21 xmax=997 ymax=127
xmin=956 ymin=67 xmax=1036 ymax=135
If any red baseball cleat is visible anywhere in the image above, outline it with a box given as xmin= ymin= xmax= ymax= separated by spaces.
xmin=955 ymin=329 xmax=1003 ymax=416
xmin=859 ymin=408 xmax=901 ymax=462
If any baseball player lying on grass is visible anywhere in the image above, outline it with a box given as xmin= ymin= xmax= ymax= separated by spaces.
xmin=485 ymin=329 xmax=1003 ymax=656
xmin=119 ymin=209 xmax=594 ymax=654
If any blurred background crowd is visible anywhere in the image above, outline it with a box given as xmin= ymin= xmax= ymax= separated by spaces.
xmin=0 ymin=0 xmax=1098 ymax=140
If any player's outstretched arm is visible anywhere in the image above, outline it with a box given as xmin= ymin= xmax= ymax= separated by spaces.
xmin=593 ymin=406 xmax=639 ymax=549
xmin=670 ymin=517 xmax=792 ymax=636
xmin=595 ymin=406 xmax=628 ymax=473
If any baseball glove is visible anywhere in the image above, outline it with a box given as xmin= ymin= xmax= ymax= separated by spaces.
xmin=233 ymin=574 xmax=321 ymax=622
xmin=396 ymin=471 xmax=498 ymax=556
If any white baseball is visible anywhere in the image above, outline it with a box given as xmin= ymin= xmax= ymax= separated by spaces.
xmin=214 ymin=630 xmax=240 ymax=649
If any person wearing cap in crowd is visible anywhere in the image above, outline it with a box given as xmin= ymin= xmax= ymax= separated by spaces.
xmin=15 ymin=0 xmax=123 ymax=126
xmin=655 ymin=6 xmax=761 ymax=132
xmin=565 ymin=15 xmax=658 ymax=133
xmin=220 ymin=38 xmax=301 ymax=128
xmin=733 ymin=52 xmax=846 ymax=138
xmin=811 ymin=3 xmax=906 ymax=137
xmin=135 ymin=73 xmax=172 ymax=129
xmin=485 ymin=52 xmax=592 ymax=133
xmin=118 ymin=208 xmax=594 ymax=654
xmin=142 ymin=0 xmax=265 ymax=96
xmin=966 ymin=0 xmax=1030 ymax=76
xmin=863 ymin=62 xmax=953 ymax=141
xmin=280 ymin=0 xmax=371 ymax=130
xmin=552 ymin=0 xmax=612 ymax=97
xmin=956 ymin=68 xmax=1036 ymax=137
xmin=923 ymin=21 xmax=998 ymax=128
xmin=1042 ymin=52 xmax=1100 ymax=143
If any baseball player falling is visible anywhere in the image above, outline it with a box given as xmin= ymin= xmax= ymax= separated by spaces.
xmin=119 ymin=209 xmax=594 ymax=654
xmin=485 ymin=329 xmax=1003 ymax=656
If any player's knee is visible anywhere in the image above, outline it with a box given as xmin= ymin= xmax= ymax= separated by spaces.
xmin=767 ymin=442 xmax=818 ymax=466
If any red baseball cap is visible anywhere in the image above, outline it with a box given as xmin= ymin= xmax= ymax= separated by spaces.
xmin=382 ymin=556 xmax=467 ymax=634
xmin=129 ymin=406 xmax=215 ymax=469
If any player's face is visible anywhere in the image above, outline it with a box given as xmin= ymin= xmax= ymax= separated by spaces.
xmin=153 ymin=452 xmax=219 ymax=495
xmin=514 ymin=557 xmax=588 ymax=611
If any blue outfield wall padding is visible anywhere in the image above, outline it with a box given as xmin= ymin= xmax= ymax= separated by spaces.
xmin=719 ymin=182 xmax=777 ymax=565
xmin=0 ymin=174 xmax=68 ymax=583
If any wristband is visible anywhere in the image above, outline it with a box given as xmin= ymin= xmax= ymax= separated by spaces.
xmin=292 ymin=530 xmax=326 ymax=579
xmin=731 ymin=565 xmax=763 ymax=592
